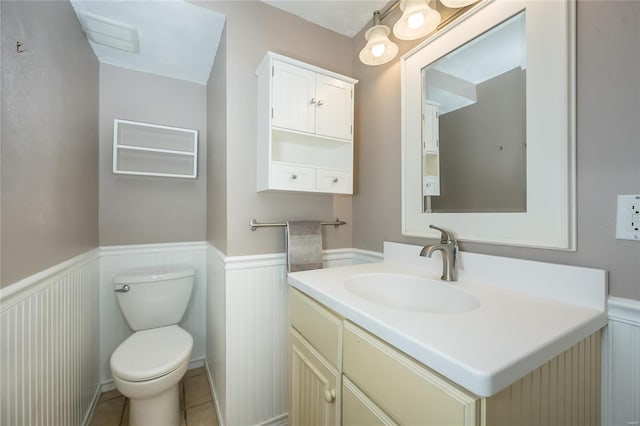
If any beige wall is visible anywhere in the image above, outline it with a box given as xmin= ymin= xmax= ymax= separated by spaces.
xmin=99 ymin=64 xmax=207 ymax=246
xmin=0 ymin=1 xmax=99 ymax=287
xmin=352 ymin=1 xmax=640 ymax=300
xmin=207 ymin=26 xmax=228 ymax=252
xmin=197 ymin=1 xmax=354 ymax=256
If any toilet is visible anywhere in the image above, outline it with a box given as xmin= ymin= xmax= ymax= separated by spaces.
xmin=110 ymin=265 xmax=195 ymax=426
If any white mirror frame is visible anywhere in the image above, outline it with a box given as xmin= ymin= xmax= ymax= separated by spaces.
xmin=401 ymin=0 xmax=576 ymax=250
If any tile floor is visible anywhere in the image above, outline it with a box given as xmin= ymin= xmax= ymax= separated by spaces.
xmin=90 ymin=367 xmax=218 ymax=426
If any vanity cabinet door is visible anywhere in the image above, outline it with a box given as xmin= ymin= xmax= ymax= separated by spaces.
xmin=272 ymin=60 xmax=316 ymax=134
xmin=290 ymin=329 xmax=340 ymax=426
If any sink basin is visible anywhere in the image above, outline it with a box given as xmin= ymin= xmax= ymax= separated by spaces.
xmin=344 ymin=273 xmax=481 ymax=314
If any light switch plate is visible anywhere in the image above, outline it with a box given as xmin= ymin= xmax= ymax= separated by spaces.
xmin=616 ymin=194 xmax=640 ymax=241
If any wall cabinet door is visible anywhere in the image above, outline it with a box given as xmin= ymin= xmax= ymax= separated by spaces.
xmin=272 ymin=60 xmax=316 ymax=134
xmin=272 ymin=60 xmax=353 ymax=141
xmin=423 ymin=101 xmax=439 ymax=154
xmin=290 ymin=329 xmax=340 ymax=426
xmin=315 ymin=74 xmax=353 ymax=140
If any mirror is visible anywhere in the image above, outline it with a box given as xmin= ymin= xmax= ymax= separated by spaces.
xmin=422 ymin=12 xmax=526 ymax=213
xmin=401 ymin=0 xmax=576 ymax=249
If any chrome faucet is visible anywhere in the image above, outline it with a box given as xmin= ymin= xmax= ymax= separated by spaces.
xmin=420 ymin=225 xmax=458 ymax=282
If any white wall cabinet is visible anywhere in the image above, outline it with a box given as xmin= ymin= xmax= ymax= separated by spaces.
xmin=422 ymin=101 xmax=440 ymax=196
xmin=257 ymin=52 xmax=357 ymax=194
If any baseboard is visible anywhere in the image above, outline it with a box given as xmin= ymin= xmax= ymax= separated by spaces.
xmin=82 ymin=384 xmax=104 ymax=426
xmin=256 ymin=413 xmax=288 ymax=426
xmin=205 ymin=359 xmax=225 ymax=426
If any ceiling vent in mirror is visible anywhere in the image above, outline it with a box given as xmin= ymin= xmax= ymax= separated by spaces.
xmin=78 ymin=12 xmax=139 ymax=53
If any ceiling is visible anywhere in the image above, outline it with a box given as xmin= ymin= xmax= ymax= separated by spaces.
xmin=68 ymin=0 xmax=391 ymax=84
xmin=69 ymin=0 xmax=226 ymax=84
xmin=262 ymin=1 xmax=392 ymax=38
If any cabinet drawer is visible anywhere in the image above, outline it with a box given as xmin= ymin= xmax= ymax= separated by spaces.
xmin=423 ymin=176 xmax=440 ymax=196
xmin=290 ymin=289 xmax=342 ymax=367
xmin=343 ymin=376 xmax=398 ymax=426
xmin=271 ymin=163 xmax=315 ymax=190
xmin=316 ymin=169 xmax=352 ymax=194
xmin=343 ymin=322 xmax=478 ymax=426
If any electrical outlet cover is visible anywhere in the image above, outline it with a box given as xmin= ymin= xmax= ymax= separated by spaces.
xmin=616 ymin=194 xmax=640 ymax=241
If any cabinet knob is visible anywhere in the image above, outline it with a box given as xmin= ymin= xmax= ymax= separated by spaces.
xmin=291 ymin=174 xmax=297 ymax=180
xmin=310 ymin=98 xmax=316 ymax=104
xmin=332 ymin=178 xmax=338 ymax=183
xmin=324 ymin=388 xmax=336 ymax=403
xmin=317 ymin=99 xmax=324 ymax=106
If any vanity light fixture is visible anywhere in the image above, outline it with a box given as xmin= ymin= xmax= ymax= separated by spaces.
xmin=393 ymin=0 xmax=442 ymax=40
xmin=359 ymin=11 xmax=399 ymax=66
xmin=360 ymin=0 xmax=482 ymax=66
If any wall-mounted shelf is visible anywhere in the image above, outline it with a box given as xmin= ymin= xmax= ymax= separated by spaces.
xmin=113 ymin=119 xmax=198 ymax=179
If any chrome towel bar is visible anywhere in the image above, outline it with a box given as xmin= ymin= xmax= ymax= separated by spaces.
xmin=250 ymin=218 xmax=346 ymax=231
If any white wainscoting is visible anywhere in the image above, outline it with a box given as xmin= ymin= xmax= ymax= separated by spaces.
xmin=99 ymin=242 xmax=208 ymax=384
xmin=207 ymin=246 xmax=227 ymax=426
xmin=603 ymin=296 xmax=640 ymax=426
xmin=0 ymin=250 xmax=101 ymax=426
xmin=206 ymin=246 xmax=383 ymax=426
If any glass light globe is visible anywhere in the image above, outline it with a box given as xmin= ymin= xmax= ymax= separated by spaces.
xmin=407 ymin=12 xmax=425 ymax=30
xmin=371 ymin=43 xmax=386 ymax=57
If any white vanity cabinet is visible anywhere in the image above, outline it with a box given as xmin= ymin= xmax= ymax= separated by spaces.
xmin=290 ymin=287 xmax=602 ymax=426
xmin=256 ymin=52 xmax=357 ymax=194
xmin=290 ymin=288 xmax=342 ymax=426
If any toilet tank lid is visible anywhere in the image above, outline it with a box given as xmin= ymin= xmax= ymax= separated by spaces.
xmin=113 ymin=265 xmax=196 ymax=284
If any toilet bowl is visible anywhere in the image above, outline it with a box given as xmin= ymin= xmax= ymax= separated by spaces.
xmin=111 ymin=325 xmax=193 ymax=426
xmin=110 ymin=265 xmax=195 ymax=426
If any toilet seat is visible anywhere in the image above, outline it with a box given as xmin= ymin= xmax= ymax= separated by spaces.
xmin=111 ymin=325 xmax=193 ymax=382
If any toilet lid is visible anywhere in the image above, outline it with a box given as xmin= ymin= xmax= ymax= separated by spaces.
xmin=111 ymin=325 xmax=193 ymax=382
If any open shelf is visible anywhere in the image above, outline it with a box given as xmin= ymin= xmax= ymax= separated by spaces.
xmin=113 ymin=119 xmax=198 ymax=178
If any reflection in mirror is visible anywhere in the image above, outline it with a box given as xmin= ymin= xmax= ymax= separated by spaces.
xmin=421 ymin=12 xmax=527 ymax=213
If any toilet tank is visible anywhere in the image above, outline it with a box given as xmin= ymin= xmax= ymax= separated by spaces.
xmin=113 ymin=265 xmax=195 ymax=331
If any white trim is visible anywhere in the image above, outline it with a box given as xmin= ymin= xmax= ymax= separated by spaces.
xmin=351 ymin=248 xmax=384 ymax=264
xmin=0 ymin=248 xmax=100 ymax=310
xmin=205 ymin=359 xmax=225 ymax=426
xmin=224 ymin=251 xmax=287 ymax=270
xmin=608 ymin=296 xmax=640 ymax=327
xmin=255 ymin=413 xmax=288 ymax=426
xmin=100 ymin=241 xmax=208 ymax=256
xmin=82 ymin=382 xmax=104 ymax=426
xmin=323 ymin=248 xmax=355 ymax=261
xmin=218 ymin=246 xmax=380 ymax=270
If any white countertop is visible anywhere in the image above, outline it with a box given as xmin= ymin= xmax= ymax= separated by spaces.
xmin=288 ymin=242 xmax=608 ymax=397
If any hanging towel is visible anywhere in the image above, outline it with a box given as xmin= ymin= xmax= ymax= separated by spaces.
xmin=286 ymin=221 xmax=323 ymax=272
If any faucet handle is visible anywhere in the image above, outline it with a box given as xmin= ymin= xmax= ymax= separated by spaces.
xmin=429 ymin=225 xmax=455 ymax=244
